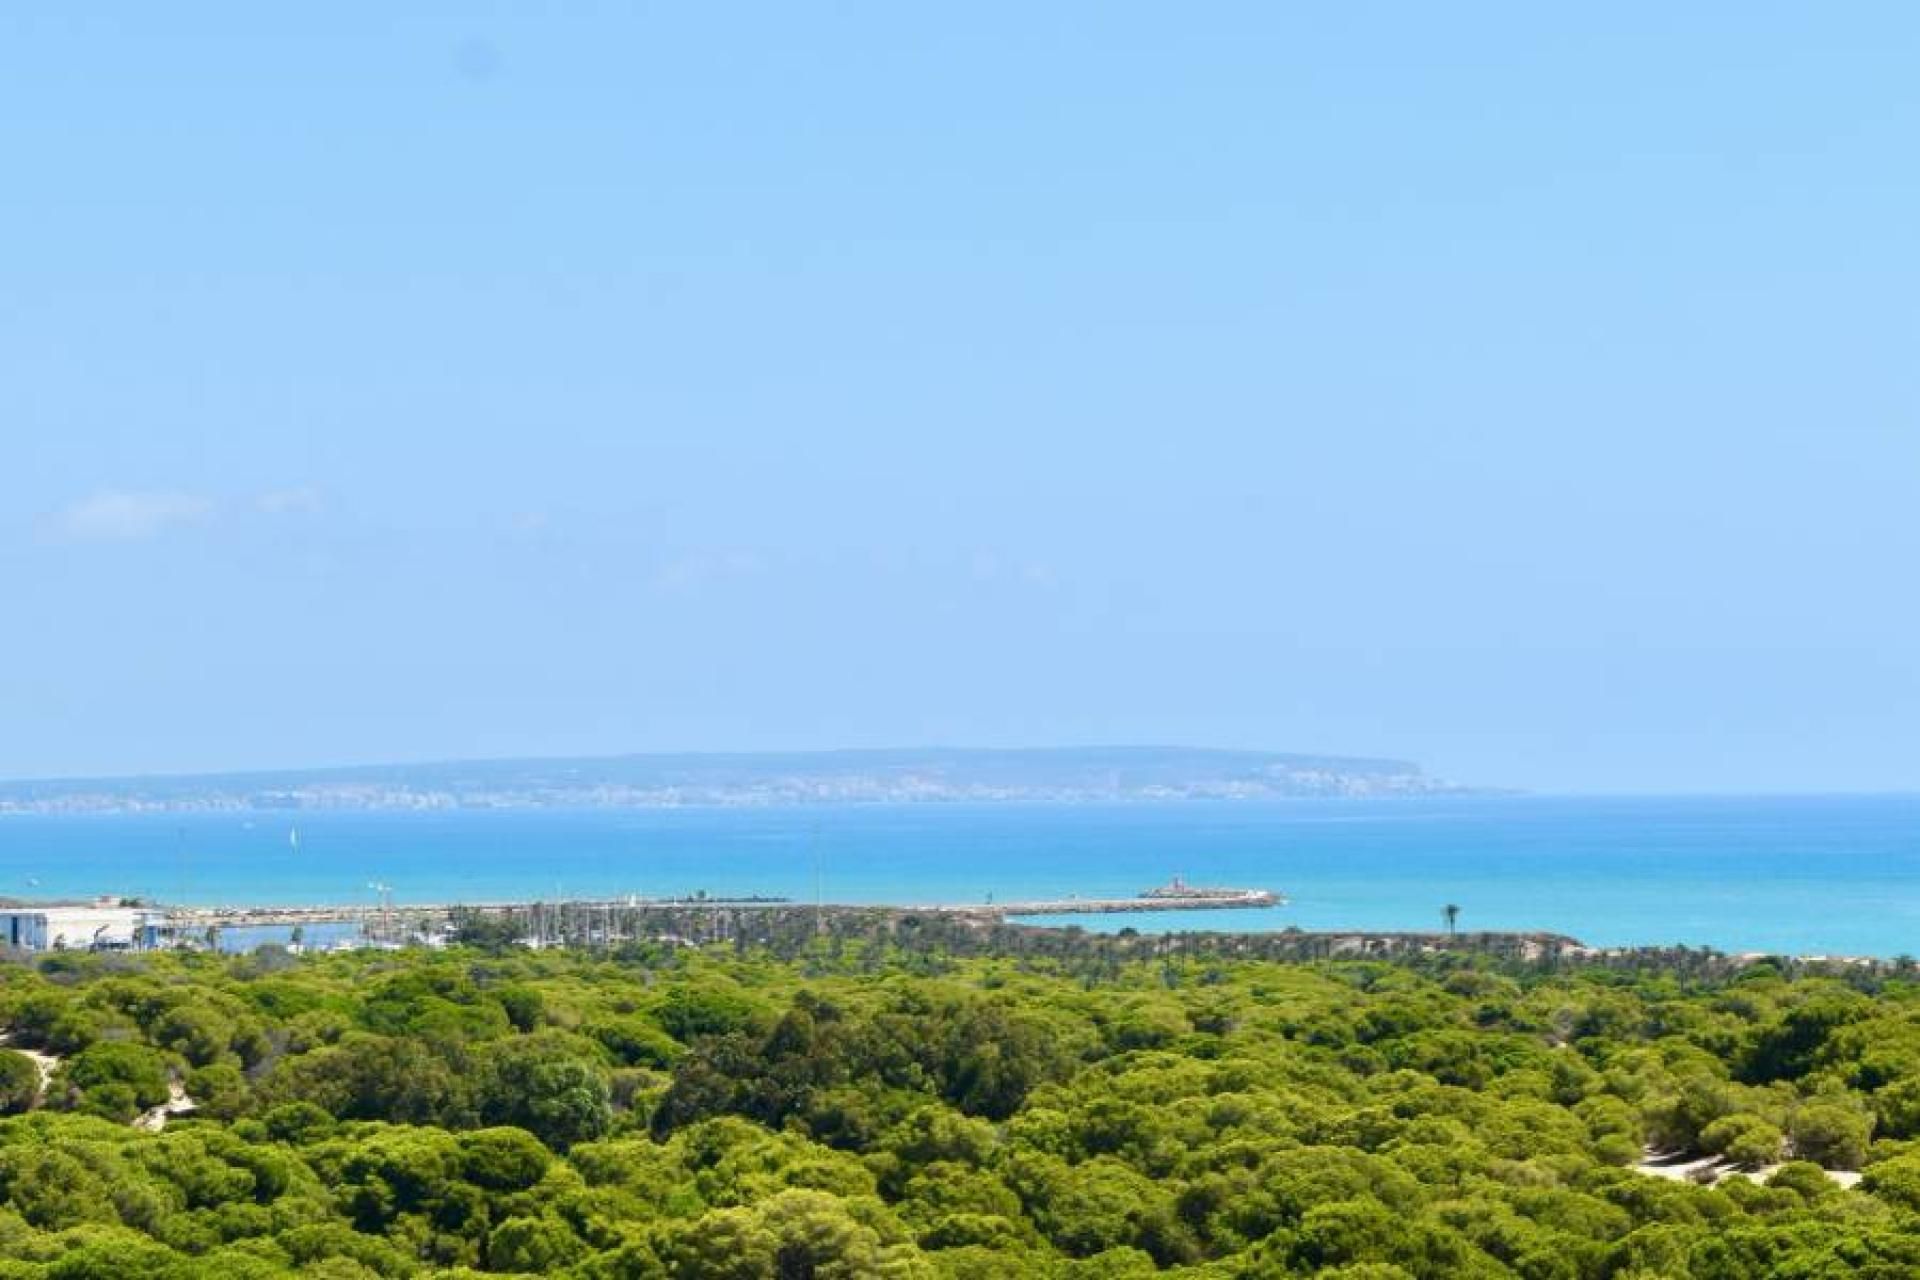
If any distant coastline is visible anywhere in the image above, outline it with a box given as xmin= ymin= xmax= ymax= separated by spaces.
xmin=0 ymin=745 xmax=1479 ymax=815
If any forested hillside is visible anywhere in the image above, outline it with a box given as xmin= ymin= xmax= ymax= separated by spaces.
xmin=2 ymin=931 xmax=1919 ymax=1277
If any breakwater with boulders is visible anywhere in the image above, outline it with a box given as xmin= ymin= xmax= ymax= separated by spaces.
xmin=161 ymin=884 xmax=1281 ymax=937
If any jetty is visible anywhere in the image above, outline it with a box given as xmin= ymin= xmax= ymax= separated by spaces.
xmin=946 ymin=885 xmax=1280 ymax=918
xmin=153 ymin=880 xmax=1282 ymax=940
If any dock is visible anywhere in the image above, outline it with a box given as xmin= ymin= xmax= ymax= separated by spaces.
xmin=157 ymin=885 xmax=1283 ymax=937
xmin=946 ymin=888 xmax=1280 ymax=917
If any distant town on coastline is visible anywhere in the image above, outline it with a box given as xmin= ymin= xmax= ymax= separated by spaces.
xmin=0 ymin=746 xmax=1478 ymax=814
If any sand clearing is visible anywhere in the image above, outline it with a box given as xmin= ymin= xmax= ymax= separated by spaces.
xmin=1635 ymin=1148 xmax=1861 ymax=1190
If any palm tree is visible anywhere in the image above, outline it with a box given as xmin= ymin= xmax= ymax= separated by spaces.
xmin=1443 ymin=903 xmax=1460 ymax=937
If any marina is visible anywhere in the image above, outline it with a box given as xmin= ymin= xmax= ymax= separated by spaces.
xmin=0 ymin=880 xmax=1285 ymax=952
xmin=151 ymin=880 xmax=1284 ymax=946
xmin=6 ymin=794 xmax=1918 ymax=956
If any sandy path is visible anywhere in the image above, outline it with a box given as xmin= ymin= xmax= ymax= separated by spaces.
xmin=1636 ymin=1148 xmax=1861 ymax=1189
xmin=0 ymin=1032 xmax=59 ymax=1100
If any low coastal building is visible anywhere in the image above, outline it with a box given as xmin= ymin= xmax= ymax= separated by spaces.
xmin=0 ymin=899 xmax=167 ymax=951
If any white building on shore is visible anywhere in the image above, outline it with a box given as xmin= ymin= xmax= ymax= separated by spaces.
xmin=0 ymin=899 xmax=167 ymax=952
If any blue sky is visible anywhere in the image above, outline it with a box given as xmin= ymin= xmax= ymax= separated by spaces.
xmin=2 ymin=5 xmax=1916 ymax=793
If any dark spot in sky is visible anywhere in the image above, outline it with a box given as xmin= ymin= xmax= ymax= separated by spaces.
xmin=453 ymin=37 xmax=502 ymax=84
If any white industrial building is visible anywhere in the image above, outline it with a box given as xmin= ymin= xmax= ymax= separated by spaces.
xmin=0 ymin=900 xmax=167 ymax=952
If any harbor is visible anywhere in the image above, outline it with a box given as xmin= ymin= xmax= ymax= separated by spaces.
xmin=5 ymin=796 xmax=1914 ymax=958
xmin=2 ymin=880 xmax=1285 ymax=952
xmin=1 ymin=888 xmax=1884 ymax=974
xmin=163 ymin=880 xmax=1283 ymax=941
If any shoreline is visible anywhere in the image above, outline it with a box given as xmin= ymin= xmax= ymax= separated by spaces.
xmin=113 ymin=897 xmax=1903 ymax=968
xmin=6 ymin=796 xmax=1918 ymax=959
xmin=159 ymin=887 xmax=1284 ymax=929
xmin=4 ymin=888 xmax=1906 ymax=965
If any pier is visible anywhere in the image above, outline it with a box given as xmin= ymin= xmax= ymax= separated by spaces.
xmin=946 ymin=888 xmax=1280 ymax=917
xmin=158 ymin=885 xmax=1282 ymax=939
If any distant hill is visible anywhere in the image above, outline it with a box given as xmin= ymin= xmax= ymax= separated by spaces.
xmin=0 ymin=746 xmax=1477 ymax=814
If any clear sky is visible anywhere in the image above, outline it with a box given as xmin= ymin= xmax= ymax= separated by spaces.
xmin=3 ymin=5 xmax=1916 ymax=793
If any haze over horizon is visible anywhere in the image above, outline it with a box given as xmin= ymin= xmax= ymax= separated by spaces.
xmin=0 ymin=740 xmax=1907 ymax=804
xmin=5 ymin=6 xmax=1917 ymax=794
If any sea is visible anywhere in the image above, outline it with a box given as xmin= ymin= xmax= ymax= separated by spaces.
xmin=1 ymin=794 xmax=1917 ymax=958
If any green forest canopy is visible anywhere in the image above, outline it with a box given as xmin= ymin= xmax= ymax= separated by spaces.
xmin=1 ymin=929 xmax=1919 ymax=1278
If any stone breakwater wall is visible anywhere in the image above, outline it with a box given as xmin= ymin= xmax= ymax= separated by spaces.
xmin=164 ymin=889 xmax=1282 ymax=931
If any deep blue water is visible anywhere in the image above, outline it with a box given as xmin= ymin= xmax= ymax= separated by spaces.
xmin=2 ymin=795 xmax=1917 ymax=956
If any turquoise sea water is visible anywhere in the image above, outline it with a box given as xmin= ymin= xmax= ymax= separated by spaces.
xmin=2 ymin=795 xmax=1917 ymax=956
